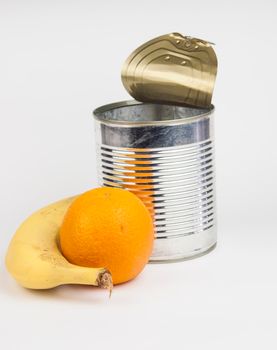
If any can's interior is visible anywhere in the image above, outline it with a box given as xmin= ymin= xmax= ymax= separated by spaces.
xmin=95 ymin=102 xmax=213 ymax=123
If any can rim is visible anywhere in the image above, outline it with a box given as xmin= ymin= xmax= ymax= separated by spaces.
xmin=93 ymin=100 xmax=214 ymax=127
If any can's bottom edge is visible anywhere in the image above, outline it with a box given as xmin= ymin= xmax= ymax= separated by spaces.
xmin=148 ymin=242 xmax=217 ymax=264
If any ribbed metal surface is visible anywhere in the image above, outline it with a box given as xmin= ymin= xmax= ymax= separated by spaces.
xmin=93 ymin=101 xmax=217 ymax=262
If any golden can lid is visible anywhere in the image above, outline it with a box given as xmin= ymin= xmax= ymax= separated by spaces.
xmin=121 ymin=32 xmax=217 ymax=108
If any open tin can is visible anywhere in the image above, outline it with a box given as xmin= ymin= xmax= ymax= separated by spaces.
xmin=93 ymin=100 xmax=217 ymax=262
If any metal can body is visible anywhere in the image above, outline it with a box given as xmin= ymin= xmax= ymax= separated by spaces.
xmin=93 ymin=100 xmax=216 ymax=262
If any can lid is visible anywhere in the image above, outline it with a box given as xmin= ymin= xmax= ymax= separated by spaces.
xmin=121 ymin=33 xmax=217 ymax=108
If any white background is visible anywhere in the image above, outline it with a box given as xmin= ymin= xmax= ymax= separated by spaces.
xmin=1 ymin=0 xmax=277 ymax=349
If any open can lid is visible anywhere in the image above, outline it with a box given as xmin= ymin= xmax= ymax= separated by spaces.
xmin=121 ymin=33 xmax=217 ymax=108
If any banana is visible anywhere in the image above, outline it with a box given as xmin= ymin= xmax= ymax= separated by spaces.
xmin=5 ymin=196 xmax=113 ymax=294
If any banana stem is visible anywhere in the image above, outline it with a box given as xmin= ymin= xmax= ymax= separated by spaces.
xmin=97 ymin=270 xmax=113 ymax=297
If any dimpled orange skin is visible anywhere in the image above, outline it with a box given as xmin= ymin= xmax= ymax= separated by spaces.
xmin=60 ymin=187 xmax=154 ymax=285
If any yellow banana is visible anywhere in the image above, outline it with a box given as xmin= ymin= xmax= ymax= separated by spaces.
xmin=5 ymin=196 xmax=113 ymax=294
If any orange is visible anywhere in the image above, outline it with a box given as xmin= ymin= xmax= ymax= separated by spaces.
xmin=60 ymin=187 xmax=154 ymax=284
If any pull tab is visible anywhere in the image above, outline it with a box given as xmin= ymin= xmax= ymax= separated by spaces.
xmin=121 ymin=33 xmax=217 ymax=108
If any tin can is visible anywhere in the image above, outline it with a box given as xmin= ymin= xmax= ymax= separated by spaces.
xmin=93 ymin=100 xmax=216 ymax=262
